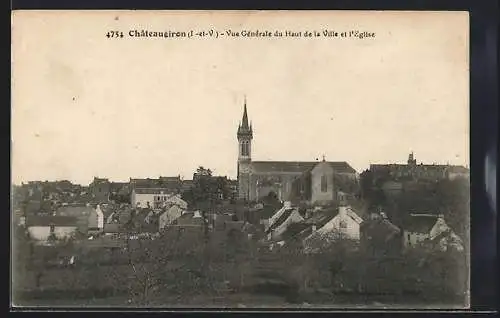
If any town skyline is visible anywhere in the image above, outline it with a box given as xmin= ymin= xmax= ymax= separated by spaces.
xmin=12 ymin=11 xmax=469 ymax=186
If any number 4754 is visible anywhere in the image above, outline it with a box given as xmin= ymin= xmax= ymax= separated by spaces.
xmin=106 ymin=31 xmax=124 ymax=38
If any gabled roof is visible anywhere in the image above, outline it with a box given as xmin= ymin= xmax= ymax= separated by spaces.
xmin=281 ymin=222 xmax=310 ymax=240
xmin=361 ymin=217 xmax=401 ymax=241
xmin=256 ymin=205 xmax=282 ymax=220
xmin=251 ymin=161 xmax=356 ymax=174
xmin=266 ymin=208 xmax=297 ymax=234
xmin=404 ymin=214 xmax=438 ymax=234
xmin=344 ymin=207 xmax=364 ymax=224
xmin=26 ymin=215 xmax=79 ymax=227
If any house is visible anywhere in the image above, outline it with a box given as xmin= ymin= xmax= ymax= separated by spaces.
xmin=88 ymin=204 xmax=105 ymax=232
xmin=128 ymin=208 xmax=158 ymax=233
xmin=89 ymin=177 xmax=111 ymax=202
xmin=370 ymin=152 xmax=469 ymax=183
xmin=302 ymin=205 xmax=363 ymax=252
xmin=402 ymin=214 xmax=464 ymax=251
xmin=281 ymin=221 xmax=314 ymax=244
xmin=158 ymin=204 xmax=185 ymax=231
xmin=312 ymin=205 xmax=363 ymax=240
xmin=159 ymin=176 xmax=183 ymax=193
xmin=261 ymin=201 xmax=289 ymax=231
xmin=180 ymin=179 xmax=194 ymax=193
xmin=360 ymin=212 xmax=402 ymax=255
xmin=265 ymin=203 xmax=304 ymax=241
xmin=98 ymin=203 xmax=120 ymax=223
xmin=170 ymin=211 xmax=206 ymax=232
xmin=164 ymin=194 xmax=188 ymax=210
xmin=56 ymin=204 xmax=96 ymax=233
xmin=131 ymin=188 xmax=180 ymax=209
xmin=130 ymin=176 xmax=182 ymax=193
xmin=26 ymin=215 xmax=79 ymax=242
xmin=428 ymin=227 xmax=465 ymax=252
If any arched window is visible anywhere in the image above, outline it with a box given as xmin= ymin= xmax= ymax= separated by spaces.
xmin=241 ymin=141 xmax=249 ymax=156
xmin=321 ymin=175 xmax=328 ymax=192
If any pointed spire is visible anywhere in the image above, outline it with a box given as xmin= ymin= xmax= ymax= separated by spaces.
xmin=241 ymin=96 xmax=249 ymax=130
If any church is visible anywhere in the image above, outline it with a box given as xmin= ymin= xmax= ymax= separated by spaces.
xmin=236 ymin=100 xmax=359 ymax=205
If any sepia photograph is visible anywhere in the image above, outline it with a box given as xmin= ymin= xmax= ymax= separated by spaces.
xmin=11 ymin=10 xmax=470 ymax=309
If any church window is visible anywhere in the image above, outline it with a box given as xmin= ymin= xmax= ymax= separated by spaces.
xmin=241 ymin=141 xmax=249 ymax=156
xmin=321 ymin=175 xmax=328 ymax=192
xmin=339 ymin=220 xmax=347 ymax=229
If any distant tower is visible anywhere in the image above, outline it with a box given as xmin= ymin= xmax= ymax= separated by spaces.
xmin=237 ymin=96 xmax=253 ymax=162
xmin=408 ymin=151 xmax=417 ymax=166
xmin=237 ymin=97 xmax=253 ymax=200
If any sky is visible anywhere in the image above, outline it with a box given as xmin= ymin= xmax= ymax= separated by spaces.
xmin=12 ymin=11 xmax=469 ymax=185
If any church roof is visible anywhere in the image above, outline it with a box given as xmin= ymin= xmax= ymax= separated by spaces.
xmin=251 ymin=161 xmax=356 ymax=174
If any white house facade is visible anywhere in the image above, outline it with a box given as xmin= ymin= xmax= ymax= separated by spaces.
xmin=88 ymin=205 xmax=104 ymax=230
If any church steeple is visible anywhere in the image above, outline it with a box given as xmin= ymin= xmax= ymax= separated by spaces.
xmin=237 ymin=96 xmax=253 ymax=137
xmin=237 ymin=96 xmax=253 ymax=161
xmin=241 ymin=96 xmax=250 ymax=130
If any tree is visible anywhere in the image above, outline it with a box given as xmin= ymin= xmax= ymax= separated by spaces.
xmin=194 ymin=166 xmax=212 ymax=178
xmin=182 ymin=168 xmax=231 ymax=210
xmin=434 ymin=178 xmax=469 ymax=239
xmin=118 ymin=228 xmax=194 ymax=305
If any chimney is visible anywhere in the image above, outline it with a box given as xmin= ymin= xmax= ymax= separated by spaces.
xmin=338 ymin=206 xmax=347 ymax=217
xmin=312 ymin=224 xmax=317 ymax=232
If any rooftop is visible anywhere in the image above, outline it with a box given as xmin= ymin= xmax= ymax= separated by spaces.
xmin=252 ymin=161 xmax=356 ymax=174
xmin=266 ymin=208 xmax=297 ymax=234
xmin=403 ymin=214 xmax=439 ymax=233
xmin=133 ymin=188 xmax=178 ymax=195
xmin=26 ymin=215 xmax=79 ymax=227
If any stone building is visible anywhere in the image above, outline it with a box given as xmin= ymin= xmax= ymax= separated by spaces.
xmin=370 ymin=152 xmax=469 ymax=183
xmin=89 ymin=177 xmax=111 ymax=202
xmin=236 ymin=100 xmax=358 ymax=204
